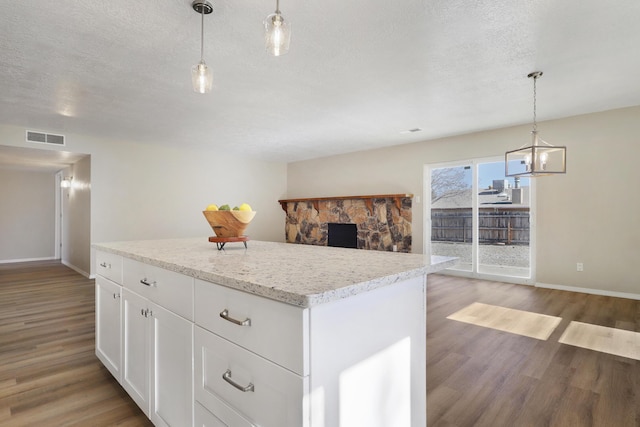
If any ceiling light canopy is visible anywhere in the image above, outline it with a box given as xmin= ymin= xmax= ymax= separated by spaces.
xmin=505 ymin=71 xmax=567 ymax=177
xmin=191 ymin=0 xmax=213 ymax=94
xmin=264 ymin=0 xmax=291 ymax=56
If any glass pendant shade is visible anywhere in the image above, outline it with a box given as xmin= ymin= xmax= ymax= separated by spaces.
xmin=264 ymin=12 xmax=291 ymax=56
xmin=191 ymin=0 xmax=213 ymax=94
xmin=192 ymin=60 xmax=212 ymax=94
xmin=505 ymin=131 xmax=567 ymax=177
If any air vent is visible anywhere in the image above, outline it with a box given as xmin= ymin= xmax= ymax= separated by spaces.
xmin=26 ymin=130 xmax=65 ymax=146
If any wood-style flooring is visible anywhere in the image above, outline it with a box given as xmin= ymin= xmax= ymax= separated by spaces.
xmin=3 ymin=261 xmax=640 ymax=426
xmin=0 ymin=260 xmax=151 ymax=426
xmin=427 ymin=274 xmax=640 ymax=426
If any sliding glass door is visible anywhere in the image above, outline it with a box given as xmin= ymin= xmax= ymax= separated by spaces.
xmin=429 ymin=164 xmax=473 ymax=272
xmin=427 ymin=158 xmax=533 ymax=282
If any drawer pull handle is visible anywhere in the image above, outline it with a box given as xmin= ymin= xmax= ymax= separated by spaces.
xmin=222 ymin=369 xmax=254 ymax=393
xmin=220 ymin=309 xmax=251 ymax=326
xmin=140 ymin=278 xmax=156 ymax=287
xmin=99 ymin=262 xmax=110 ymax=268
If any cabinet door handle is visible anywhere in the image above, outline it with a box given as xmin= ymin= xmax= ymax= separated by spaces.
xmin=140 ymin=278 xmax=156 ymax=287
xmin=222 ymin=369 xmax=254 ymax=393
xmin=219 ymin=309 xmax=251 ymax=326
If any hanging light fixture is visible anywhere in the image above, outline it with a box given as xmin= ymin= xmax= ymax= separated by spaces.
xmin=505 ymin=71 xmax=567 ymax=177
xmin=264 ymin=0 xmax=291 ymax=56
xmin=191 ymin=0 xmax=213 ymax=93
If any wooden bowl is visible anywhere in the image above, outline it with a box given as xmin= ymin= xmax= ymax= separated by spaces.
xmin=203 ymin=210 xmax=256 ymax=238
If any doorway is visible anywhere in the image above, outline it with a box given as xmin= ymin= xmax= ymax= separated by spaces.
xmin=426 ymin=157 xmax=534 ymax=284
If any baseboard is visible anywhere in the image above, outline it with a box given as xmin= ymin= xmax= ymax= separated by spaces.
xmin=61 ymin=260 xmax=91 ymax=279
xmin=0 ymin=256 xmax=56 ymax=264
xmin=536 ymin=282 xmax=640 ymax=301
xmin=438 ymin=269 xmax=534 ymax=286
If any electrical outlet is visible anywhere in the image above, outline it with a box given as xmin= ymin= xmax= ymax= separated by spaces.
xmin=577 ymin=262 xmax=584 ymax=272
xmin=392 ymin=244 xmax=398 ymax=252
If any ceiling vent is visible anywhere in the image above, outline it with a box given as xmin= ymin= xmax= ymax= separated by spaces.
xmin=26 ymin=130 xmax=65 ymax=146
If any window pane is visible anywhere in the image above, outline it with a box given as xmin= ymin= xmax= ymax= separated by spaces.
xmin=430 ymin=166 xmax=473 ymax=272
xmin=477 ymin=161 xmax=530 ymax=278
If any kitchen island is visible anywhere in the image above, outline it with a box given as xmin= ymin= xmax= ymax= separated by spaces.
xmin=93 ymin=238 xmax=456 ymax=427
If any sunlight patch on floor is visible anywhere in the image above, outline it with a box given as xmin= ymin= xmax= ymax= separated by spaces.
xmin=559 ymin=321 xmax=640 ymax=361
xmin=447 ymin=302 xmax=562 ymax=340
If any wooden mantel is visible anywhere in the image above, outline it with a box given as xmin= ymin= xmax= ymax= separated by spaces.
xmin=278 ymin=194 xmax=413 ymax=215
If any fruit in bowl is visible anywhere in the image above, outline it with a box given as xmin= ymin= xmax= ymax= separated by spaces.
xmin=203 ymin=203 xmax=256 ymax=238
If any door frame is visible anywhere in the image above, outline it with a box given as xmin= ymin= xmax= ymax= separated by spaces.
xmin=55 ymin=170 xmax=62 ymax=260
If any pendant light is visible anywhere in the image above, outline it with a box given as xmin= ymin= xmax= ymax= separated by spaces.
xmin=264 ymin=0 xmax=291 ymax=56
xmin=505 ymin=71 xmax=567 ymax=177
xmin=191 ymin=0 xmax=213 ymax=94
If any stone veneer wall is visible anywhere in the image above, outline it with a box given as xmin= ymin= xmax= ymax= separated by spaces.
xmin=284 ymin=197 xmax=412 ymax=252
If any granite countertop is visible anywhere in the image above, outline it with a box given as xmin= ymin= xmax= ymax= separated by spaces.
xmin=93 ymin=238 xmax=457 ymax=307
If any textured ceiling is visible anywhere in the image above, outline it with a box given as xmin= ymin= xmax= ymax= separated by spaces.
xmin=1 ymin=0 xmax=639 ymax=168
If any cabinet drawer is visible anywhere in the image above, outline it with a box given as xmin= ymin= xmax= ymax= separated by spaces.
xmin=194 ymin=279 xmax=308 ymax=375
xmin=123 ymin=258 xmax=194 ymax=321
xmin=195 ymin=401 xmax=255 ymax=427
xmin=195 ymin=327 xmax=308 ymax=427
xmin=96 ymin=251 xmax=123 ymax=284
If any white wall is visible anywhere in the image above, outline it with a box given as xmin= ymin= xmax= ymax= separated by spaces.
xmin=287 ymin=106 xmax=640 ymax=296
xmin=61 ymin=156 xmax=91 ymax=276
xmin=0 ymin=124 xmax=288 ymax=275
xmin=0 ymin=168 xmax=56 ymax=262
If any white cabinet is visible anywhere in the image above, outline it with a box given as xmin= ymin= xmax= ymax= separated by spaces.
xmin=194 ymin=401 xmax=254 ymax=427
xmin=193 ymin=274 xmax=426 ymax=427
xmin=194 ymin=279 xmax=308 ymax=376
xmin=96 ymin=250 xmax=123 ymax=284
xmin=123 ymin=258 xmax=194 ymax=321
xmin=95 ymin=275 xmax=122 ymax=381
xmin=121 ymin=289 xmax=194 ymax=427
xmin=122 ymin=288 xmax=150 ymax=415
xmin=194 ymin=326 xmax=307 ymax=427
xmin=150 ymin=302 xmax=194 ymax=427
xmin=96 ymin=247 xmax=427 ymax=427
xmin=96 ymin=252 xmax=195 ymax=427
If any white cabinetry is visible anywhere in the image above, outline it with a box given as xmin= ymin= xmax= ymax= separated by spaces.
xmin=97 ymin=254 xmax=194 ymax=427
xmin=96 ymin=247 xmax=428 ymax=427
xmin=194 ymin=401 xmax=254 ymax=427
xmin=95 ymin=251 xmax=123 ymax=382
xmin=193 ymin=274 xmax=426 ymax=427
xmin=195 ymin=326 xmax=307 ymax=427
xmin=121 ymin=258 xmax=195 ymax=427
xmin=122 ymin=288 xmax=150 ymax=415
xmin=150 ymin=302 xmax=194 ymax=427
xmin=95 ymin=266 xmax=123 ymax=382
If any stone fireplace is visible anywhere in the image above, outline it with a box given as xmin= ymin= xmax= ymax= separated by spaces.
xmin=278 ymin=194 xmax=413 ymax=252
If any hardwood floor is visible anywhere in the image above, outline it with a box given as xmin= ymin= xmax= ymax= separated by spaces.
xmin=427 ymin=274 xmax=640 ymax=426
xmin=3 ymin=261 xmax=639 ymax=426
xmin=0 ymin=260 xmax=152 ymax=426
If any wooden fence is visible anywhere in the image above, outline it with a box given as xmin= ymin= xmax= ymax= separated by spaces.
xmin=431 ymin=210 xmax=530 ymax=245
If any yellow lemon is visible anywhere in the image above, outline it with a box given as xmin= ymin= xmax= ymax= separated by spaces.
xmin=239 ymin=203 xmax=252 ymax=211
xmin=205 ymin=204 xmax=218 ymax=211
